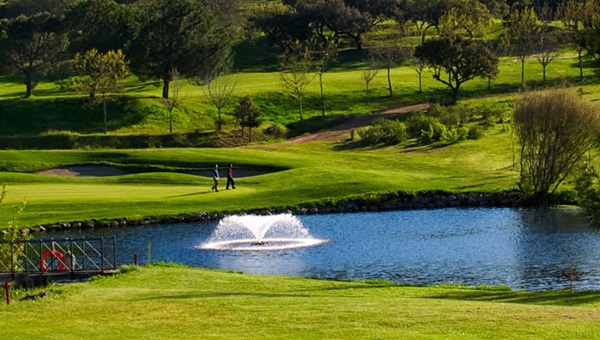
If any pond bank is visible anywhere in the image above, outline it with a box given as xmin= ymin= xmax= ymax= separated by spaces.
xmin=20 ymin=190 xmax=535 ymax=234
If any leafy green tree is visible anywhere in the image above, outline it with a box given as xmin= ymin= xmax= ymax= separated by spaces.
xmin=438 ymin=0 xmax=492 ymax=38
xmin=558 ymin=0 xmax=597 ymax=80
xmin=64 ymin=0 xmax=136 ymax=54
xmin=129 ymin=0 xmax=230 ymax=99
xmin=503 ymin=7 xmax=540 ymax=87
xmin=234 ymin=96 xmax=262 ymax=142
xmin=402 ymin=0 xmax=452 ymax=44
xmin=73 ymin=49 xmax=130 ymax=134
xmin=0 ymin=13 xmax=67 ymax=97
xmin=247 ymin=2 xmax=314 ymax=52
xmin=416 ymin=37 xmax=498 ymax=102
xmin=1 ymin=0 xmax=74 ymax=18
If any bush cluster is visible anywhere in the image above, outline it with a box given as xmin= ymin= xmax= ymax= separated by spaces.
xmin=358 ymin=118 xmax=408 ymax=145
xmin=404 ymin=102 xmax=511 ymax=145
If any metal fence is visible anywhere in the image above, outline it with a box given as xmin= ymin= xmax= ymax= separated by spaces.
xmin=0 ymin=237 xmax=117 ymax=282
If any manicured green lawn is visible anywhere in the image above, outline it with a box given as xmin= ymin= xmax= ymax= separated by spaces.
xmin=1 ymin=265 xmax=599 ymax=339
xmin=0 ymin=51 xmax=593 ymax=135
xmin=0 ymin=121 xmax=517 ymax=227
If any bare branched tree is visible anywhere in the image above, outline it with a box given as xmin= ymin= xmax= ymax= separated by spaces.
xmin=514 ymin=89 xmax=600 ymax=203
xmin=534 ymin=30 xmax=561 ymax=85
xmin=367 ymin=24 xmax=405 ymax=97
xmin=163 ymin=69 xmax=183 ymax=134
xmin=314 ymin=40 xmax=338 ymax=117
xmin=280 ymin=46 xmax=317 ymax=122
xmin=361 ymin=58 xmax=379 ymax=105
xmin=403 ymin=47 xmax=426 ymax=93
xmin=206 ymin=76 xmax=237 ymax=131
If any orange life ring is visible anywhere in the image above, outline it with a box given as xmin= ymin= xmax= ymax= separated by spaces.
xmin=41 ymin=250 xmax=65 ymax=272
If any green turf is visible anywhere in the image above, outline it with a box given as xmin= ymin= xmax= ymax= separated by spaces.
xmin=0 ymin=48 xmax=594 ymax=136
xmin=0 ymin=115 xmax=518 ymax=228
xmin=1 ymin=265 xmax=599 ymax=339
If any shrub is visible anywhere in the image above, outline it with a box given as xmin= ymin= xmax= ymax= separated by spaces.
xmin=419 ymin=121 xmax=447 ymax=144
xmin=514 ymin=89 xmax=600 ymax=202
xmin=478 ymin=102 xmax=511 ymax=126
xmin=358 ymin=118 xmax=408 ymax=145
xmin=429 ymin=104 xmax=467 ymax=127
xmin=441 ymin=127 xmax=469 ymax=144
xmin=406 ymin=114 xmax=443 ymax=138
xmin=467 ymin=126 xmax=484 ymax=140
xmin=264 ymin=123 xmax=288 ymax=139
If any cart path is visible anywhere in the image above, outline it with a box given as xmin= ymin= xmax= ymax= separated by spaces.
xmin=283 ymin=103 xmax=431 ymax=144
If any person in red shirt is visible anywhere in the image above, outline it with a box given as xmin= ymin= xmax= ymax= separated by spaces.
xmin=226 ymin=164 xmax=236 ymax=190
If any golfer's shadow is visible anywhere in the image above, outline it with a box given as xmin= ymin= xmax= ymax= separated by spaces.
xmin=165 ymin=192 xmax=212 ymax=199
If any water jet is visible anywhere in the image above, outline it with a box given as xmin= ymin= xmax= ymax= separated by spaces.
xmin=199 ymin=214 xmax=327 ymax=251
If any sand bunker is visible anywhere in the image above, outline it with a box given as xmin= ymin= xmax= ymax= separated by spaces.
xmin=37 ymin=165 xmax=129 ymax=177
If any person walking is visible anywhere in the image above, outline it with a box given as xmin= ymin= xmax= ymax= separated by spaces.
xmin=226 ymin=164 xmax=236 ymax=190
xmin=211 ymin=164 xmax=220 ymax=192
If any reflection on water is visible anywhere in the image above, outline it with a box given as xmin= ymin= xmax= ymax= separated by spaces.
xmin=44 ymin=208 xmax=600 ymax=290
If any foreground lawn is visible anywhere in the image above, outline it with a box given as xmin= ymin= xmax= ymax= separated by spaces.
xmin=0 ymin=124 xmax=516 ymax=227
xmin=1 ymin=265 xmax=599 ymax=339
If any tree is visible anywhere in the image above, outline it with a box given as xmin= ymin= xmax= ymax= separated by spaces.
xmin=205 ymin=76 xmax=237 ymax=131
xmin=438 ymin=0 xmax=492 ymax=39
xmin=514 ymin=89 xmax=600 ymax=203
xmin=73 ymin=49 xmax=130 ymax=134
xmin=534 ymin=28 xmax=560 ymax=84
xmin=403 ymin=0 xmax=451 ymax=44
xmin=0 ymin=13 xmax=67 ymax=97
xmin=129 ymin=0 xmax=230 ymax=99
xmin=361 ymin=59 xmax=379 ymax=105
xmin=280 ymin=46 xmax=317 ymax=122
xmin=233 ymin=96 xmax=262 ymax=142
xmin=64 ymin=0 xmax=136 ymax=54
xmin=504 ymin=7 xmax=540 ymax=87
xmin=558 ymin=0 xmax=597 ymax=80
xmin=367 ymin=24 xmax=403 ymax=97
xmin=314 ymin=40 xmax=338 ymax=116
xmin=1 ymin=0 xmax=74 ymax=18
xmin=416 ymin=37 xmax=498 ymax=102
xmin=163 ymin=69 xmax=183 ymax=134
xmin=247 ymin=2 xmax=314 ymax=52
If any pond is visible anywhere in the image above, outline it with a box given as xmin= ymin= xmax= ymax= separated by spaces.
xmin=44 ymin=208 xmax=600 ymax=290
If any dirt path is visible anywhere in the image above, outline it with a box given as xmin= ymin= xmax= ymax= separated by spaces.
xmin=283 ymin=103 xmax=431 ymax=145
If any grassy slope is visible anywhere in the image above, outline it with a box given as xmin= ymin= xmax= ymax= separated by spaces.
xmin=0 ymin=50 xmax=593 ymax=135
xmin=1 ymin=265 xmax=599 ymax=339
xmin=0 ymin=120 xmax=516 ymax=227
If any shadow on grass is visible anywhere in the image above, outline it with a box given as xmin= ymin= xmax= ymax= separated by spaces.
xmin=165 ymin=192 xmax=211 ymax=199
xmin=135 ymin=283 xmax=397 ymax=301
xmin=425 ymin=289 xmax=600 ymax=307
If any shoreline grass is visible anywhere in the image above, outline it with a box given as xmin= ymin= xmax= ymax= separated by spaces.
xmin=1 ymin=265 xmax=599 ymax=339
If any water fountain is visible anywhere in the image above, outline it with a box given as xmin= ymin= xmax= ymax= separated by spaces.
xmin=199 ymin=214 xmax=327 ymax=251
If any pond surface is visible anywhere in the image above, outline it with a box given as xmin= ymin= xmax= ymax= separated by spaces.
xmin=45 ymin=208 xmax=600 ymax=290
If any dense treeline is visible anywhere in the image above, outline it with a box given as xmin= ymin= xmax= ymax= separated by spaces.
xmin=2 ymin=0 xmax=600 ymax=104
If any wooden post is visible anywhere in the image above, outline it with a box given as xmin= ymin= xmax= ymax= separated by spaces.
xmin=133 ymin=253 xmax=138 ymax=266
xmin=4 ymin=282 xmax=10 ymax=306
